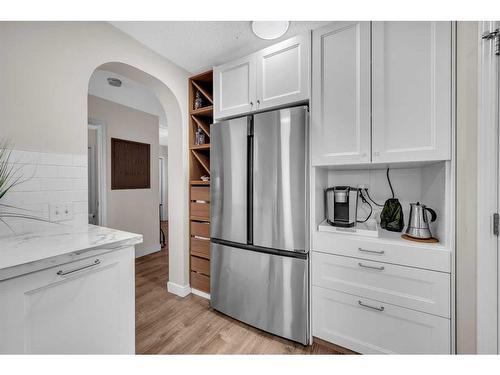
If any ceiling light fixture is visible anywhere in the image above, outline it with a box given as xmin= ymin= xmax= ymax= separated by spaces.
xmin=251 ymin=21 xmax=290 ymax=40
xmin=107 ymin=77 xmax=122 ymax=87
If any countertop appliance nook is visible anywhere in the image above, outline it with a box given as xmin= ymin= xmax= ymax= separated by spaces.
xmin=210 ymin=106 xmax=309 ymax=345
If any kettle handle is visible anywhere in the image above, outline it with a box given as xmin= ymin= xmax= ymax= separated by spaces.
xmin=425 ymin=207 xmax=437 ymax=222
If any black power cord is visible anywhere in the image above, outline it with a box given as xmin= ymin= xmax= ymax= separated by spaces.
xmin=357 ymin=189 xmax=373 ymax=223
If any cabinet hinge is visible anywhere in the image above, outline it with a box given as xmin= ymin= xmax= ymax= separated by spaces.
xmin=494 ymin=213 xmax=499 ymax=236
xmin=482 ymin=29 xmax=500 ymax=56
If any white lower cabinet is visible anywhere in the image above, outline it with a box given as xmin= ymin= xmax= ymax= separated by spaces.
xmin=313 ymin=286 xmax=450 ymax=354
xmin=312 ymin=252 xmax=450 ymax=318
xmin=0 ymin=247 xmax=135 ymax=354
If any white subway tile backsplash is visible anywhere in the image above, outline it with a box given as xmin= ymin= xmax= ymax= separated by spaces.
xmin=36 ymin=165 xmax=59 ymax=178
xmin=73 ymin=201 xmax=88 ymax=214
xmin=72 ymin=178 xmax=87 ymax=191
xmin=9 ymin=150 xmax=40 ymax=165
xmin=39 ymin=152 xmax=73 ymax=166
xmin=72 ymin=154 xmax=87 ymax=167
xmin=0 ymin=150 xmax=89 ymax=236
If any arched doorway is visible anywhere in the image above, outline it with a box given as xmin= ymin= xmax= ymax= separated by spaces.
xmin=86 ymin=61 xmax=189 ymax=294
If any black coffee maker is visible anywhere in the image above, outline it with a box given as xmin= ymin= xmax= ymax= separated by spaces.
xmin=325 ymin=186 xmax=359 ymax=227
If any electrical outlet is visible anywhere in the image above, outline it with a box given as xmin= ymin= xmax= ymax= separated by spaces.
xmin=49 ymin=203 xmax=74 ymax=222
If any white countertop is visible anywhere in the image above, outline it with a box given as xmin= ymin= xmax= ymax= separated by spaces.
xmin=0 ymin=224 xmax=142 ymax=281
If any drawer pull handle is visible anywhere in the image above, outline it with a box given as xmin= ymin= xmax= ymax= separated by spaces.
xmin=358 ymin=247 xmax=385 ymax=255
xmin=57 ymin=259 xmax=101 ymax=276
xmin=358 ymin=300 xmax=385 ymax=312
xmin=358 ymin=262 xmax=385 ymax=271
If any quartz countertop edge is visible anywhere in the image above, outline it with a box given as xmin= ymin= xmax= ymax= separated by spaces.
xmin=0 ymin=224 xmax=143 ymax=281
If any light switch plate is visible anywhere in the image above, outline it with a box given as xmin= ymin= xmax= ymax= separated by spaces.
xmin=49 ymin=203 xmax=74 ymax=222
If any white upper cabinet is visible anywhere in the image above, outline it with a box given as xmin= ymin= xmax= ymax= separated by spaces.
xmin=214 ymin=32 xmax=311 ymax=120
xmin=311 ymin=22 xmax=371 ymax=165
xmin=371 ymin=21 xmax=452 ymax=163
xmin=214 ymin=55 xmax=256 ymax=119
xmin=255 ymin=33 xmax=310 ymax=111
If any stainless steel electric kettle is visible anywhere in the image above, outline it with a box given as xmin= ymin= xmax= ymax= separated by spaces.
xmin=405 ymin=202 xmax=437 ymax=239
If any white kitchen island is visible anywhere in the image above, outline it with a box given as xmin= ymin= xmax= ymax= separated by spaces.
xmin=0 ymin=224 xmax=142 ymax=354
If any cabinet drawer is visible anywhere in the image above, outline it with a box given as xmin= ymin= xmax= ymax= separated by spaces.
xmin=191 ymin=186 xmax=210 ymax=201
xmin=191 ymin=221 xmax=210 ymax=238
xmin=191 ymin=256 xmax=210 ymax=276
xmin=312 ymin=287 xmax=450 ymax=354
xmin=313 ymin=231 xmax=451 ymax=273
xmin=190 ymin=238 xmax=210 ymax=259
xmin=312 ymin=252 xmax=450 ymax=317
xmin=191 ymin=271 xmax=210 ymax=294
xmin=190 ymin=202 xmax=210 ymax=220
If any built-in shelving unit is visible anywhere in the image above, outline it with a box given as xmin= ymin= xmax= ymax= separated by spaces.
xmin=188 ymin=70 xmax=213 ymax=295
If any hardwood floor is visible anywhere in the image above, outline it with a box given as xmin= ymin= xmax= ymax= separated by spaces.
xmin=135 ymin=247 xmax=348 ymax=354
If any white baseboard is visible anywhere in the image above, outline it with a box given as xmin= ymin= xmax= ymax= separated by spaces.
xmin=135 ymin=243 xmax=161 ymax=258
xmin=191 ymin=288 xmax=210 ymax=300
xmin=167 ymin=281 xmax=191 ymax=297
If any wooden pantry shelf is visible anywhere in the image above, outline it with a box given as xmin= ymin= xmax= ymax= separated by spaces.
xmin=190 ymin=105 xmax=213 ymax=116
xmin=191 ymin=150 xmax=210 ymax=175
xmin=190 ymin=144 xmax=211 ymax=151
xmin=191 ymin=80 xmax=213 ymax=104
xmin=191 ymin=115 xmax=211 ymax=137
xmin=190 ymin=180 xmax=210 ymax=186
xmin=188 ymin=70 xmax=213 ymax=294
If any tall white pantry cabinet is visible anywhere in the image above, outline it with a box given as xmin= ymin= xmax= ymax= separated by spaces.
xmin=312 ymin=21 xmax=452 ymax=166
xmin=310 ymin=21 xmax=455 ymax=354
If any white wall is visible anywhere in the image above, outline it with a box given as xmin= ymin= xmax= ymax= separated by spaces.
xmin=88 ymin=95 xmax=160 ymax=257
xmin=0 ymin=22 xmax=191 ymax=292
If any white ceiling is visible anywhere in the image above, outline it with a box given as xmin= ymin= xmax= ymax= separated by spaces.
xmin=88 ymin=69 xmax=169 ymax=146
xmin=110 ymin=21 xmax=329 ymax=73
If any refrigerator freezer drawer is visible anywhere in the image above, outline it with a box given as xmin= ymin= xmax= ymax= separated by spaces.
xmin=210 ymin=242 xmax=309 ymax=345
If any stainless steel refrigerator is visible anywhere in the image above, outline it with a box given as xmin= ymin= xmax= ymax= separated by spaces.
xmin=210 ymin=106 xmax=309 ymax=345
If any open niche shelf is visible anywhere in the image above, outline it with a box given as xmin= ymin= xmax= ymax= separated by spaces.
xmin=188 ymin=70 xmax=213 ymax=295
xmin=311 ymin=161 xmax=452 ymax=250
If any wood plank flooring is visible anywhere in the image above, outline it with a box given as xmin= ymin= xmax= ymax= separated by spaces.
xmin=135 ymin=246 xmax=347 ymax=354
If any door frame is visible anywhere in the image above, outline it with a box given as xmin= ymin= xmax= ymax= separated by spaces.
xmin=476 ymin=20 xmax=500 ymax=354
xmin=88 ymin=120 xmax=108 ymax=227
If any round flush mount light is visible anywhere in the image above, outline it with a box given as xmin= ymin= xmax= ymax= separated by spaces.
xmin=251 ymin=21 xmax=290 ymax=40
xmin=107 ymin=77 xmax=122 ymax=87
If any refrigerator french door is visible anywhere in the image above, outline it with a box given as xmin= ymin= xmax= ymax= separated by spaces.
xmin=210 ymin=106 xmax=309 ymax=345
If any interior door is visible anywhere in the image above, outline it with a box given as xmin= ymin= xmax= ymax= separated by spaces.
xmin=87 ymin=146 xmax=98 ymax=225
xmin=311 ymin=21 xmax=371 ymax=166
xmin=255 ymin=32 xmax=310 ymax=111
xmin=371 ymin=21 xmax=452 ymax=163
xmin=252 ymin=106 xmax=307 ymax=252
xmin=214 ymin=55 xmax=256 ymax=120
xmin=210 ymin=117 xmax=249 ymax=244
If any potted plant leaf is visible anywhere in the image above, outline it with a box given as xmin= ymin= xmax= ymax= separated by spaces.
xmin=0 ymin=139 xmax=46 ymax=232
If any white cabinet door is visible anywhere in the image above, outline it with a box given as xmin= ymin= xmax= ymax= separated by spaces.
xmin=371 ymin=21 xmax=452 ymax=163
xmin=0 ymin=247 xmax=135 ymax=354
xmin=214 ymin=55 xmax=256 ymax=119
xmin=311 ymin=22 xmax=371 ymax=166
xmin=313 ymin=286 xmax=451 ymax=354
xmin=255 ymin=32 xmax=310 ymax=111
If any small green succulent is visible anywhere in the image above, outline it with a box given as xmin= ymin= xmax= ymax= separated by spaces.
xmin=0 ymin=139 xmax=46 ymax=232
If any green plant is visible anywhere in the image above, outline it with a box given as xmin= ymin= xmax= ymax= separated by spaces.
xmin=0 ymin=139 xmax=45 ymax=232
